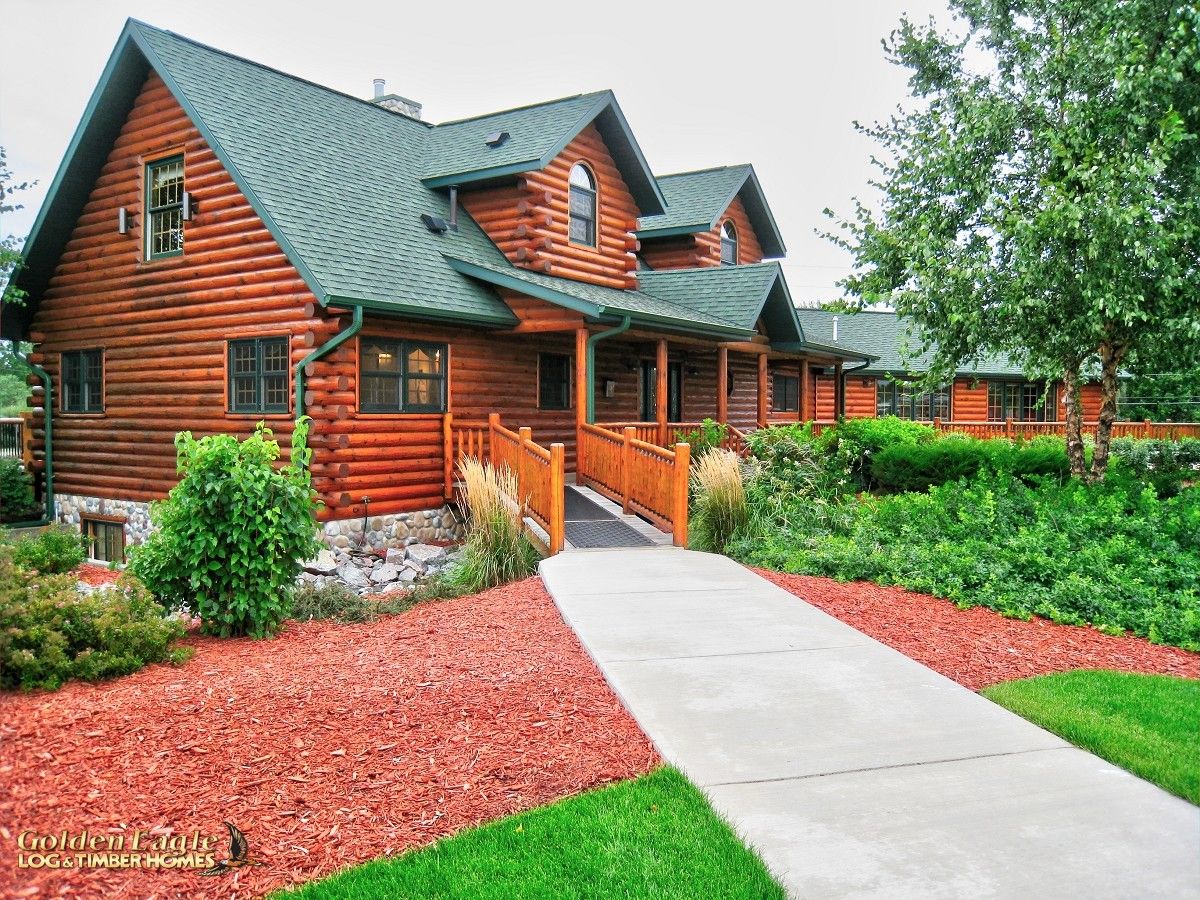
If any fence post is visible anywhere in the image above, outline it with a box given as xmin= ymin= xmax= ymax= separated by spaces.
xmin=672 ymin=442 xmax=690 ymax=548
xmin=576 ymin=424 xmax=586 ymax=482
xmin=442 ymin=413 xmax=453 ymax=499
xmin=487 ymin=412 xmax=500 ymax=468
xmin=1005 ymin=416 xmax=1013 ymax=440
xmin=549 ymin=442 xmax=565 ymax=554
xmin=622 ymin=426 xmax=635 ymax=513
xmin=1143 ymin=418 xmax=1151 ymax=439
xmin=518 ymin=427 xmax=532 ymax=515
xmin=933 ymin=416 xmax=942 ymax=432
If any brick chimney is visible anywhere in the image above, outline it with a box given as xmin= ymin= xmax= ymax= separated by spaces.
xmin=370 ymin=78 xmax=422 ymax=119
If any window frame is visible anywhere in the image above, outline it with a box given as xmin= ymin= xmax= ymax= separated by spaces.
xmin=772 ymin=373 xmax=799 ymax=412
xmin=567 ymin=162 xmax=598 ymax=248
xmin=60 ymin=349 xmax=105 ymax=414
xmin=987 ymin=381 xmax=1056 ymax=422
xmin=876 ymin=379 xmax=950 ymax=421
xmin=144 ymin=153 xmax=185 ymax=261
xmin=537 ymin=352 xmax=572 ymax=411
xmin=720 ymin=220 xmax=739 ymax=266
xmin=82 ymin=516 xmax=126 ymax=564
xmin=358 ymin=337 xmax=449 ymax=414
xmin=226 ymin=336 xmax=290 ymax=415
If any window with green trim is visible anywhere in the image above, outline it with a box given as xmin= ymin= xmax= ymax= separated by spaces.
xmin=720 ymin=221 xmax=738 ymax=266
xmin=538 ymin=353 xmax=571 ymax=410
xmin=360 ymin=339 xmax=447 ymax=413
xmin=228 ymin=337 xmax=289 ymax=414
xmin=62 ymin=349 xmax=104 ymax=413
xmin=83 ymin=518 xmax=125 ymax=564
xmin=987 ymin=381 xmax=1055 ymax=422
xmin=772 ymin=374 xmax=799 ymax=412
xmin=876 ymin=380 xmax=950 ymax=421
xmin=568 ymin=163 xmax=597 ymax=246
xmin=145 ymin=155 xmax=185 ymax=260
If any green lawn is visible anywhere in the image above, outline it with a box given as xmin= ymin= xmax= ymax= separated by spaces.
xmin=277 ymin=767 xmax=783 ymax=899
xmin=983 ymin=670 xmax=1200 ymax=803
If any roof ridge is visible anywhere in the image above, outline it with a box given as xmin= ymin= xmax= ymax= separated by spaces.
xmin=127 ymin=19 xmax=433 ymax=128
xmin=431 ymin=89 xmax=609 ymax=127
xmin=655 ymin=163 xmax=751 ymax=180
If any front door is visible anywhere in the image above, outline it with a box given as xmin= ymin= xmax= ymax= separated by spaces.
xmin=640 ymin=361 xmax=682 ymax=422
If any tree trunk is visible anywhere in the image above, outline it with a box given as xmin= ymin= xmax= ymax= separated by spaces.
xmin=1062 ymin=363 xmax=1087 ymax=478
xmin=1089 ymin=341 xmax=1125 ymax=482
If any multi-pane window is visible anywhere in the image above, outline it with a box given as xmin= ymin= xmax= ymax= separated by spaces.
xmin=62 ymin=349 xmax=104 ymax=413
xmin=987 ymin=381 xmax=1055 ymax=422
xmin=876 ymin=380 xmax=950 ymax=421
xmin=145 ymin=155 xmax=184 ymax=259
xmin=772 ymin=374 xmax=799 ymax=412
xmin=360 ymin=339 xmax=447 ymax=413
xmin=568 ymin=163 xmax=597 ymax=246
xmin=538 ymin=353 xmax=571 ymax=410
xmin=720 ymin=220 xmax=738 ymax=266
xmin=228 ymin=337 xmax=289 ymax=414
xmin=83 ymin=518 xmax=125 ymax=564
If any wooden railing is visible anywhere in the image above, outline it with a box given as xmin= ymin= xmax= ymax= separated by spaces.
xmin=443 ymin=412 xmax=565 ymax=555
xmin=800 ymin=418 xmax=1200 ymax=441
xmin=578 ymin=422 xmax=689 ymax=546
xmin=0 ymin=418 xmax=23 ymax=460
xmin=597 ymin=420 xmax=751 ymax=457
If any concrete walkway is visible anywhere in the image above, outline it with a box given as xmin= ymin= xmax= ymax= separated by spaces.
xmin=539 ymin=547 xmax=1200 ymax=899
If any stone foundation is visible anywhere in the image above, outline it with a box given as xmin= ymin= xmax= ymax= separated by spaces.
xmin=55 ymin=494 xmax=154 ymax=546
xmin=320 ymin=504 xmax=464 ymax=551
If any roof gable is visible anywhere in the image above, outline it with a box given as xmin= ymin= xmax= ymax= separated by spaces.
xmin=421 ymin=91 xmax=666 ymax=215
xmin=635 ymin=165 xmax=786 ymax=257
xmin=637 ymin=263 xmax=801 ymax=343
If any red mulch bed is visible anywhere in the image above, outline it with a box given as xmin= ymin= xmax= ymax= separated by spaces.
xmin=74 ymin=563 xmax=123 ymax=587
xmin=759 ymin=570 xmax=1200 ymax=690
xmin=0 ymin=578 xmax=656 ymax=899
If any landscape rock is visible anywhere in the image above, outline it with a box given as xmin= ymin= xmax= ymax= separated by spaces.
xmin=336 ymin=563 xmax=371 ymax=589
xmin=406 ymin=543 xmax=447 ymax=568
xmin=303 ymin=549 xmax=339 ymax=576
xmin=385 ymin=547 xmax=406 ymax=566
xmin=369 ymin=563 xmax=400 ymax=584
xmin=378 ymin=581 xmax=411 ymax=595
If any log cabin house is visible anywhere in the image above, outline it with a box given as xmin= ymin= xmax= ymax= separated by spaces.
xmin=2 ymin=20 xmax=872 ymax=556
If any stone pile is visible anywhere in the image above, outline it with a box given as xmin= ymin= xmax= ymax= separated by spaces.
xmin=300 ymin=543 xmax=460 ymax=595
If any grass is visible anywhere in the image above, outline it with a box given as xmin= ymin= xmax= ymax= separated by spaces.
xmin=983 ymin=670 xmax=1200 ymax=803
xmin=277 ymin=767 xmax=783 ymax=899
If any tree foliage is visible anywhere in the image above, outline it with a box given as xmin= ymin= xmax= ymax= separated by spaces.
xmin=829 ymin=0 xmax=1200 ymax=479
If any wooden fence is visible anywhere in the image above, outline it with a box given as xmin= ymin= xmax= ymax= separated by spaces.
xmin=804 ymin=418 xmax=1200 ymax=441
xmin=578 ymin=422 xmax=689 ymax=546
xmin=597 ymin=421 xmax=750 ymax=457
xmin=443 ymin=412 xmax=565 ymax=555
xmin=0 ymin=417 xmax=23 ymax=460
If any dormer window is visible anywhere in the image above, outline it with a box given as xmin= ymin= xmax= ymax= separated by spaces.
xmin=720 ymin=220 xmax=738 ymax=266
xmin=145 ymin=155 xmax=184 ymax=260
xmin=568 ymin=163 xmax=597 ymax=247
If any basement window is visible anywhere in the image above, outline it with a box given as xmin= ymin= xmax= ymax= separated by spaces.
xmin=538 ymin=353 xmax=571 ymax=410
xmin=360 ymin=339 xmax=447 ymax=413
xmin=228 ymin=337 xmax=289 ymax=414
xmin=145 ymin=155 xmax=185 ymax=260
xmin=568 ymin=163 xmax=597 ymax=246
xmin=62 ymin=349 xmax=104 ymax=413
xmin=82 ymin=517 xmax=125 ymax=564
xmin=772 ymin=374 xmax=799 ymax=412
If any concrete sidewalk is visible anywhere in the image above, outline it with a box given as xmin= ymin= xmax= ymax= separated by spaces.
xmin=540 ymin=547 xmax=1200 ymax=899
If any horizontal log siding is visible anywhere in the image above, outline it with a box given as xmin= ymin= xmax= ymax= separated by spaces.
xmin=693 ymin=196 xmax=765 ymax=266
xmin=26 ymin=71 xmax=334 ymax=507
xmin=952 ymin=379 xmax=988 ymax=420
xmin=460 ymin=124 xmax=639 ymax=290
xmin=844 ymin=375 xmax=877 ymax=418
xmin=640 ymin=235 xmax=703 ymax=270
xmin=814 ymin=375 xmax=837 ymax=419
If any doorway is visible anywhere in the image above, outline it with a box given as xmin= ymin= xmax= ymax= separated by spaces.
xmin=640 ymin=360 xmax=682 ymax=422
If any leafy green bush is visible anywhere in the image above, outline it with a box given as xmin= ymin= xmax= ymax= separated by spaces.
xmin=870 ymin=435 xmax=1070 ymax=493
xmin=0 ymin=547 xmax=189 ymax=691
xmin=1110 ymin=437 xmax=1200 ymax=496
xmin=9 ymin=524 xmax=86 ymax=574
xmin=689 ymin=450 xmax=748 ymax=554
xmin=679 ymin=418 xmax=729 ymax=459
xmin=448 ymin=457 xmax=537 ymax=593
xmin=818 ymin=417 xmax=935 ymax=489
xmin=740 ymin=473 xmax=1200 ymax=650
xmin=0 ymin=459 xmax=37 ymax=522
xmin=129 ymin=420 xmax=322 ymax=638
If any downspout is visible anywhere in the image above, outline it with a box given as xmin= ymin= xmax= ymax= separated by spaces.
xmin=838 ymin=358 xmax=872 ymax=418
xmin=585 ymin=316 xmax=631 ymax=424
xmin=293 ymin=305 xmax=363 ymax=464
xmin=8 ymin=343 xmax=53 ymax=528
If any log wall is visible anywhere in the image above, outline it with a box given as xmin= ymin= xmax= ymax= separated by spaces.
xmin=640 ymin=195 xmax=766 ymax=270
xmin=459 ymin=124 xmax=640 ymax=290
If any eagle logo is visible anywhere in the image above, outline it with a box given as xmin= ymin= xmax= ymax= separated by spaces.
xmin=199 ymin=822 xmax=261 ymax=877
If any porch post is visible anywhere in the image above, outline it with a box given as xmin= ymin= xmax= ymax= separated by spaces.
xmin=757 ymin=352 xmax=768 ymax=428
xmin=799 ymin=358 xmax=811 ymax=423
xmin=716 ymin=346 xmax=728 ymax=425
xmin=656 ymin=338 xmax=668 ymax=445
xmin=574 ymin=327 xmax=588 ymax=427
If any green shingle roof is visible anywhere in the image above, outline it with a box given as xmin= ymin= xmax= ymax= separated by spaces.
xmin=793 ymin=308 xmax=1027 ymax=377
xmin=635 ymin=165 xmax=786 ymax=257
xmin=637 ymin=263 xmax=794 ymax=338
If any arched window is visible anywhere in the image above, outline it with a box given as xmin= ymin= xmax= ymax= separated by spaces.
xmin=720 ymin=220 xmax=738 ymax=266
xmin=568 ymin=163 xmax=597 ymax=247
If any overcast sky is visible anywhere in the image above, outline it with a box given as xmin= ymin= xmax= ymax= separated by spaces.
xmin=1 ymin=0 xmax=954 ymax=303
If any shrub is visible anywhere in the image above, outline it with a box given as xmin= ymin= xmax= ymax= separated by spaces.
xmin=820 ymin=417 xmax=935 ymax=489
xmin=447 ymin=457 xmax=537 ymax=593
xmin=9 ymin=524 xmax=86 ymax=574
xmin=679 ymin=418 xmax=729 ymax=459
xmin=0 ymin=547 xmax=189 ymax=691
xmin=0 ymin=459 xmax=37 ymax=522
xmin=870 ymin=435 xmax=1069 ymax=493
xmin=129 ymin=420 xmax=322 ymax=638
xmin=689 ymin=450 xmax=748 ymax=554
xmin=1110 ymin=437 xmax=1200 ymax=496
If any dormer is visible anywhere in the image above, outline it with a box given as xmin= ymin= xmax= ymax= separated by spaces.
xmin=635 ymin=165 xmax=786 ymax=270
xmin=422 ymin=91 xmax=665 ymax=291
